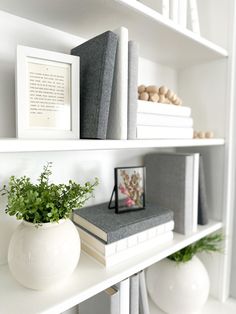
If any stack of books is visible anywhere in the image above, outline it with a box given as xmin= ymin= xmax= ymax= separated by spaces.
xmin=136 ymin=100 xmax=194 ymax=139
xmin=72 ymin=203 xmax=174 ymax=267
xmin=71 ymin=27 xmax=138 ymax=140
xmin=145 ymin=152 xmax=200 ymax=235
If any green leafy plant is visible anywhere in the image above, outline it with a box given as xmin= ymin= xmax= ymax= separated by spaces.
xmin=168 ymin=233 xmax=223 ymax=263
xmin=1 ymin=162 xmax=98 ymax=224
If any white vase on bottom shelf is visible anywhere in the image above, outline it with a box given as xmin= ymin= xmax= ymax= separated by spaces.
xmin=8 ymin=218 xmax=80 ymax=290
xmin=146 ymin=256 xmax=210 ymax=314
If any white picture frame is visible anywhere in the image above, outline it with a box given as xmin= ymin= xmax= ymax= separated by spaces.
xmin=16 ymin=45 xmax=80 ymax=139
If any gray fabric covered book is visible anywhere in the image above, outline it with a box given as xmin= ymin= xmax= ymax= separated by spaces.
xmin=145 ymin=152 xmax=199 ymax=235
xmin=198 ymin=155 xmax=209 ymax=225
xmin=128 ymin=40 xmax=139 ymax=140
xmin=73 ymin=202 xmax=173 ymax=244
xmin=71 ymin=31 xmax=118 ymax=139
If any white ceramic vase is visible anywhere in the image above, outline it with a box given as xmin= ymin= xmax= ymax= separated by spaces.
xmin=8 ymin=219 xmax=80 ymax=290
xmin=146 ymin=256 xmax=210 ymax=314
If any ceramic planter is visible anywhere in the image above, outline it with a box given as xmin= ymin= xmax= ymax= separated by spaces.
xmin=8 ymin=218 xmax=80 ymax=290
xmin=146 ymin=256 xmax=210 ymax=314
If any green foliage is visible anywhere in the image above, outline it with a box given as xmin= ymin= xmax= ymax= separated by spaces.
xmin=1 ymin=162 xmax=98 ymax=224
xmin=168 ymin=233 xmax=223 ymax=263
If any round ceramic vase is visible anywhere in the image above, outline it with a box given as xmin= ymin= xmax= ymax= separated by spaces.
xmin=8 ymin=219 xmax=80 ymax=290
xmin=146 ymin=256 xmax=210 ymax=314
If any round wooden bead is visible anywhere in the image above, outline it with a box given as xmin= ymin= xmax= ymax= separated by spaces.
xmin=158 ymin=95 xmax=166 ymax=103
xmin=159 ymin=86 xmax=168 ymax=95
xmin=146 ymin=85 xmax=159 ymax=93
xmin=193 ymin=131 xmax=198 ymax=139
xmin=166 ymin=89 xmax=174 ymax=100
xmin=139 ymin=91 xmax=149 ymax=101
xmin=149 ymin=92 xmax=159 ymax=102
xmin=205 ymin=131 xmax=214 ymax=138
xmin=138 ymin=85 xmax=146 ymax=93
xmin=198 ymin=131 xmax=205 ymax=139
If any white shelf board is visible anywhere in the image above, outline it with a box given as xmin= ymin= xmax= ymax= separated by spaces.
xmin=0 ymin=138 xmax=225 ymax=153
xmin=0 ymin=0 xmax=228 ymax=68
xmin=149 ymin=296 xmax=236 ymax=314
xmin=0 ymin=220 xmax=222 ymax=314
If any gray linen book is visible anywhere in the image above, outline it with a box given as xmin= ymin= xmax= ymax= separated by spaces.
xmin=130 ymin=273 xmax=139 ymax=314
xmin=144 ymin=153 xmax=197 ymax=235
xmin=78 ymin=286 xmax=119 ymax=314
xmin=128 ymin=41 xmax=139 ymax=140
xmin=198 ymin=155 xmax=209 ymax=225
xmin=71 ymin=31 xmax=118 ymax=139
xmin=73 ymin=203 xmax=173 ymax=244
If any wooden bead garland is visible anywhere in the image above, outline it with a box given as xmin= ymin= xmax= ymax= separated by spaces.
xmin=138 ymin=85 xmax=183 ymax=105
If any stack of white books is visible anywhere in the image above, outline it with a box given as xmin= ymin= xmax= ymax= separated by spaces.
xmin=136 ymin=100 xmax=194 ymax=139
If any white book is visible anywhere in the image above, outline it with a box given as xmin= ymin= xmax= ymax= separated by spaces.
xmin=76 ymin=221 xmax=174 ymax=257
xmin=192 ymin=153 xmax=200 ymax=232
xmin=162 ymin=0 xmax=170 ymax=19
xmin=107 ymin=26 xmax=128 ymax=139
xmin=189 ymin=0 xmax=200 ymax=34
xmin=137 ymin=113 xmax=193 ymax=127
xmin=170 ymin=0 xmax=179 ymax=23
xmin=117 ymin=278 xmax=130 ymax=314
xmin=139 ymin=270 xmax=150 ymax=314
xmin=138 ymin=100 xmax=191 ymax=117
xmin=178 ymin=0 xmax=187 ymax=27
xmin=136 ymin=125 xmax=193 ymax=139
xmin=130 ymin=274 xmax=139 ymax=314
xmin=81 ymin=231 xmax=174 ymax=267
xmin=78 ymin=286 xmax=119 ymax=314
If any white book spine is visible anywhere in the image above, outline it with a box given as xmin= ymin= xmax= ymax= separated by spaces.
xmin=162 ymin=0 xmax=170 ymax=19
xmin=170 ymin=0 xmax=179 ymax=23
xmin=189 ymin=0 xmax=200 ymax=34
xmin=139 ymin=270 xmax=150 ymax=314
xmin=130 ymin=273 xmax=139 ymax=314
xmin=107 ymin=26 xmax=128 ymax=139
xmin=192 ymin=153 xmax=200 ymax=232
xmin=178 ymin=0 xmax=187 ymax=27
xmin=77 ymin=221 xmax=174 ymax=257
xmin=81 ymin=231 xmax=174 ymax=267
xmin=137 ymin=113 xmax=193 ymax=127
xmin=119 ymin=278 xmax=130 ymax=314
xmin=138 ymin=100 xmax=191 ymax=117
xmin=136 ymin=125 xmax=193 ymax=139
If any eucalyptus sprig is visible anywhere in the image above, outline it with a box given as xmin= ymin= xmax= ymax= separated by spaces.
xmin=168 ymin=233 xmax=223 ymax=263
xmin=1 ymin=162 xmax=98 ymax=224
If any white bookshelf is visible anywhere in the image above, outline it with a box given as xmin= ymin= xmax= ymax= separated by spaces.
xmin=0 ymin=0 xmax=235 ymax=313
xmin=0 ymin=138 xmax=225 ymax=153
xmin=0 ymin=221 xmax=222 ymax=314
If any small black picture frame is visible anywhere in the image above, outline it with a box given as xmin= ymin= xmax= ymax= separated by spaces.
xmin=109 ymin=166 xmax=146 ymax=213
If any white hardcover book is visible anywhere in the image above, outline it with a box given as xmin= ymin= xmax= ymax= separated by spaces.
xmin=118 ymin=278 xmax=130 ymax=314
xmin=139 ymin=270 xmax=150 ymax=314
xmin=130 ymin=274 xmax=139 ymax=314
xmin=162 ymin=0 xmax=170 ymax=19
xmin=76 ymin=221 xmax=174 ymax=257
xmin=137 ymin=113 xmax=193 ymax=127
xmin=189 ymin=0 xmax=200 ymax=34
xmin=138 ymin=100 xmax=191 ymax=117
xmin=107 ymin=26 xmax=128 ymax=139
xmin=170 ymin=0 xmax=179 ymax=23
xmin=178 ymin=0 xmax=187 ymax=27
xmin=192 ymin=153 xmax=200 ymax=232
xmin=136 ymin=125 xmax=193 ymax=139
xmin=78 ymin=286 xmax=119 ymax=314
xmin=81 ymin=231 xmax=174 ymax=267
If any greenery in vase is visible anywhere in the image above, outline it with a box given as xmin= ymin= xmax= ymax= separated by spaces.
xmin=168 ymin=233 xmax=223 ymax=263
xmin=1 ymin=162 xmax=98 ymax=224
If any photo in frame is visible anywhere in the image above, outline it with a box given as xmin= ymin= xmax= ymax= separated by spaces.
xmin=16 ymin=45 xmax=80 ymax=139
xmin=109 ymin=166 xmax=146 ymax=213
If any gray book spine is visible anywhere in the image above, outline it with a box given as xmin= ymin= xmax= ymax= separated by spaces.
xmin=145 ymin=153 xmax=194 ymax=235
xmin=139 ymin=271 xmax=150 ymax=314
xmin=198 ymin=155 xmax=209 ymax=225
xmin=128 ymin=41 xmax=139 ymax=140
xmin=130 ymin=273 xmax=139 ymax=314
xmin=71 ymin=31 xmax=118 ymax=139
